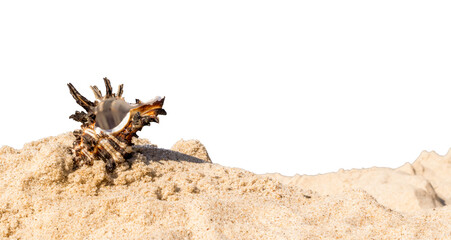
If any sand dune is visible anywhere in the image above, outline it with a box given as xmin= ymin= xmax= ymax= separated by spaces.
xmin=1 ymin=133 xmax=451 ymax=239
xmin=267 ymin=149 xmax=451 ymax=213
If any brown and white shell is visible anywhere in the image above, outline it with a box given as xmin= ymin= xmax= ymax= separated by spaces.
xmin=67 ymin=77 xmax=166 ymax=171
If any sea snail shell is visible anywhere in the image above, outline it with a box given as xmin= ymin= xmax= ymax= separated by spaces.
xmin=67 ymin=77 xmax=166 ymax=171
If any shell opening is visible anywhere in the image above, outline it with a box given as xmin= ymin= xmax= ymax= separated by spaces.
xmin=94 ymin=98 xmax=132 ymax=130
xmin=95 ymin=111 xmax=131 ymax=134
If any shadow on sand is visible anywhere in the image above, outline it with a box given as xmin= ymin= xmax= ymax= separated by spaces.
xmin=131 ymin=145 xmax=208 ymax=164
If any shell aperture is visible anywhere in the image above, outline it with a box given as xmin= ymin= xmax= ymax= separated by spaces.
xmin=94 ymin=98 xmax=132 ymax=132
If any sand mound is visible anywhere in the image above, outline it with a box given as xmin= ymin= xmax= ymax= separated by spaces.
xmin=171 ymin=139 xmax=211 ymax=163
xmin=397 ymin=149 xmax=451 ymax=205
xmin=1 ymin=134 xmax=451 ymax=239
xmin=268 ymin=150 xmax=451 ymax=214
xmin=268 ymin=167 xmax=445 ymax=213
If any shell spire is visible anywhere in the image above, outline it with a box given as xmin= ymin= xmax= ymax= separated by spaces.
xmin=68 ymin=78 xmax=166 ymax=171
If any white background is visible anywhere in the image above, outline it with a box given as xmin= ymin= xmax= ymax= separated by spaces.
xmin=1 ymin=1 xmax=450 ymax=176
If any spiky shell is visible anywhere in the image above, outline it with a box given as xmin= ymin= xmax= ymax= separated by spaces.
xmin=68 ymin=77 xmax=166 ymax=171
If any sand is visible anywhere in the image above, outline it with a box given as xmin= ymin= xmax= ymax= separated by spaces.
xmin=1 ymin=133 xmax=451 ymax=239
